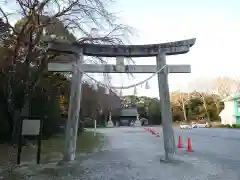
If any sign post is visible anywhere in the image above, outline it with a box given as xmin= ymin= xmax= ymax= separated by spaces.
xmin=94 ymin=120 xmax=97 ymax=136
xmin=17 ymin=117 xmax=43 ymax=165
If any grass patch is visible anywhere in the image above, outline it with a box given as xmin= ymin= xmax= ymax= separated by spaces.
xmin=41 ymin=131 xmax=104 ymax=154
xmin=0 ymin=131 xmax=105 ymax=179
xmin=0 ymin=131 xmax=105 ymax=168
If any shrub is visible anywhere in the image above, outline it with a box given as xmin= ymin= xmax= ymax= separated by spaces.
xmin=214 ymin=124 xmax=240 ymax=128
xmin=232 ymin=124 xmax=240 ymax=128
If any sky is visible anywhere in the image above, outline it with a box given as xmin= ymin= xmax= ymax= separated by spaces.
xmin=3 ymin=0 xmax=240 ymax=98
xmin=97 ymin=0 xmax=240 ymax=98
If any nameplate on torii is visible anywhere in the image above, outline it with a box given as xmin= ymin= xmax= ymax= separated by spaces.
xmin=48 ymin=63 xmax=191 ymax=73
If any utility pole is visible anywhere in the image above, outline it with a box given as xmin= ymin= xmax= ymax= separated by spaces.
xmin=156 ymin=49 xmax=176 ymax=161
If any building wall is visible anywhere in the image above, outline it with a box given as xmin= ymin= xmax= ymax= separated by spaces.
xmin=120 ymin=107 xmax=137 ymax=117
xmin=233 ymin=98 xmax=240 ymax=124
xmin=221 ymin=101 xmax=236 ymax=125
xmin=225 ymin=101 xmax=234 ymax=114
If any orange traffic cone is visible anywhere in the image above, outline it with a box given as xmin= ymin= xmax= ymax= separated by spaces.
xmin=177 ymin=136 xmax=183 ymax=148
xmin=187 ymin=138 xmax=193 ymax=152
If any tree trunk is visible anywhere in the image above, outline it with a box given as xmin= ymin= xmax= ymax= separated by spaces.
xmin=78 ymin=109 xmax=84 ymax=134
xmin=11 ymin=101 xmax=30 ymax=144
xmin=3 ymin=100 xmax=14 ymax=142
xmin=11 ymin=109 xmax=21 ymax=144
xmin=212 ymin=97 xmax=220 ymax=119
xmin=202 ymin=96 xmax=211 ymax=125
xmin=180 ymin=93 xmax=187 ymax=122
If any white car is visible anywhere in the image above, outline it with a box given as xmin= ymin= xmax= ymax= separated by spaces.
xmin=191 ymin=121 xmax=210 ymax=128
xmin=197 ymin=122 xmax=209 ymax=128
xmin=180 ymin=123 xmax=192 ymax=129
xmin=191 ymin=122 xmax=198 ymax=128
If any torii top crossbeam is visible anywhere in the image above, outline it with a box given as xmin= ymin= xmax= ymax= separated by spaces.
xmin=47 ymin=38 xmax=196 ymax=57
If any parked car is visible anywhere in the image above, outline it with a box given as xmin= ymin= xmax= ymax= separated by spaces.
xmin=180 ymin=122 xmax=192 ymax=129
xmin=197 ymin=121 xmax=210 ymax=128
xmin=191 ymin=122 xmax=198 ymax=128
xmin=191 ymin=120 xmax=211 ymax=128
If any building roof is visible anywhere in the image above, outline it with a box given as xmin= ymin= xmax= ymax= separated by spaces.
xmin=222 ymin=93 xmax=240 ymax=102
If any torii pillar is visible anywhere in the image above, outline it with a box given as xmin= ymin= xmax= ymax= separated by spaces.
xmin=157 ymin=49 xmax=175 ymax=159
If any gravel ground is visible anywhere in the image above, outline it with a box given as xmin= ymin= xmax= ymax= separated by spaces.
xmin=3 ymin=126 xmax=240 ymax=179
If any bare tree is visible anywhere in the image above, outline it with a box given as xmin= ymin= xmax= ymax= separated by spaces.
xmin=0 ymin=0 xmax=132 ymax=143
xmin=170 ymin=91 xmax=188 ymax=122
xmin=213 ymin=76 xmax=240 ymax=99
xmin=189 ymin=91 xmax=211 ymax=124
xmin=189 ymin=76 xmax=240 ymax=99
xmin=200 ymin=93 xmax=210 ymax=124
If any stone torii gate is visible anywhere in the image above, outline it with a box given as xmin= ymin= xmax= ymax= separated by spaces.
xmin=47 ymin=38 xmax=196 ymax=162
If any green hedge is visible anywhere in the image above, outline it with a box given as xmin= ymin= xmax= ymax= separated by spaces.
xmin=215 ymin=124 xmax=240 ymax=128
xmin=232 ymin=124 xmax=240 ymax=128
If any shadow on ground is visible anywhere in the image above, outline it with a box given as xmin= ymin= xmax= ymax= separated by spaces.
xmin=0 ymin=131 xmax=105 ymax=179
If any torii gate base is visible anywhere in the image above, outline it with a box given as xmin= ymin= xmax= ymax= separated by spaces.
xmin=47 ymin=38 xmax=196 ymax=162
